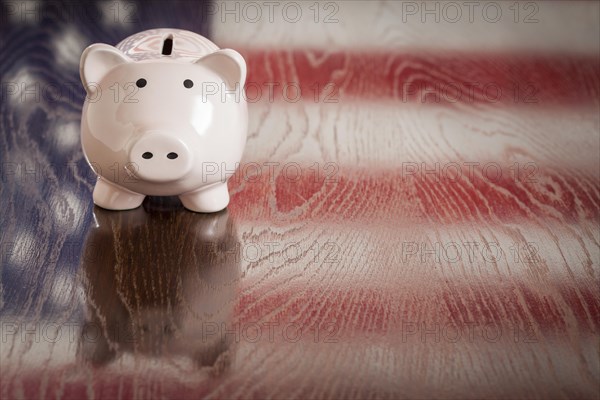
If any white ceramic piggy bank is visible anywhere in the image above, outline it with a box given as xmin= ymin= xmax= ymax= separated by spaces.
xmin=80 ymin=29 xmax=247 ymax=212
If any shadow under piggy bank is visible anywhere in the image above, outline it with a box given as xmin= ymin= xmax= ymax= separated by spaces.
xmin=78 ymin=197 xmax=240 ymax=371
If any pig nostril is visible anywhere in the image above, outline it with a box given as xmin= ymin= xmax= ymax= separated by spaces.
xmin=167 ymin=152 xmax=178 ymax=159
xmin=142 ymin=152 xmax=153 ymax=159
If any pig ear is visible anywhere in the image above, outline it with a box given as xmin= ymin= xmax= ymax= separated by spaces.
xmin=195 ymin=49 xmax=247 ymax=90
xmin=80 ymin=44 xmax=131 ymax=93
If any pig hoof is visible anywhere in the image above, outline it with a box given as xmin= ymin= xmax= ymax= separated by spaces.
xmin=180 ymin=183 xmax=229 ymax=213
xmin=93 ymin=178 xmax=145 ymax=210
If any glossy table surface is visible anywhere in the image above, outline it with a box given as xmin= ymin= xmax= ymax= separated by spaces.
xmin=1 ymin=1 xmax=599 ymax=399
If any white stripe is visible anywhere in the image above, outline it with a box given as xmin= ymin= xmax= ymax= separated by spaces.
xmin=243 ymin=101 xmax=600 ymax=173
xmin=212 ymin=1 xmax=600 ymax=54
xmin=236 ymin=220 xmax=600 ymax=286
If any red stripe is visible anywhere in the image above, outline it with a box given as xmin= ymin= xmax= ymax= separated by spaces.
xmin=228 ymin=163 xmax=600 ymax=223
xmin=235 ymin=281 xmax=600 ymax=336
xmin=241 ymin=50 xmax=600 ymax=106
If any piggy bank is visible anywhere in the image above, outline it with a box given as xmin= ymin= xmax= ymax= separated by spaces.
xmin=79 ymin=29 xmax=247 ymax=212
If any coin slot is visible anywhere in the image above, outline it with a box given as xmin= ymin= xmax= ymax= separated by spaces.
xmin=162 ymin=35 xmax=173 ymax=55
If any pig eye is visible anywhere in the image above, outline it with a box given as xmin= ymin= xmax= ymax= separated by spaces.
xmin=136 ymin=79 xmax=147 ymax=88
xmin=183 ymin=79 xmax=194 ymax=89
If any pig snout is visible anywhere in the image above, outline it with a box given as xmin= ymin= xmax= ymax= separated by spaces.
xmin=128 ymin=132 xmax=193 ymax=182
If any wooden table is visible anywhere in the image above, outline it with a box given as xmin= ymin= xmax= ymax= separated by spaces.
xmin=1 ymin=1 xmax=599 ymax=399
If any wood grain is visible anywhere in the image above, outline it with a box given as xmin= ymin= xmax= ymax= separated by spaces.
xmin=241 ymin=50 xmax=600 ymax=106
xmin=213 ymin=0 xmax=600 ymax=54
xmin=1 ymin=1 xmax=599 ymax=399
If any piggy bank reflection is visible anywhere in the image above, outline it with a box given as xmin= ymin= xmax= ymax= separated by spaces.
xmin=78 ymin=198 xmax=240 ymax=369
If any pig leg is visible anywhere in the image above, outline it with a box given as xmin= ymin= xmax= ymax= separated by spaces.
xmin=179 ymin=182 xmax=229 ymax=213
xmin=93 ymin=177 xmax=145 ymax=210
